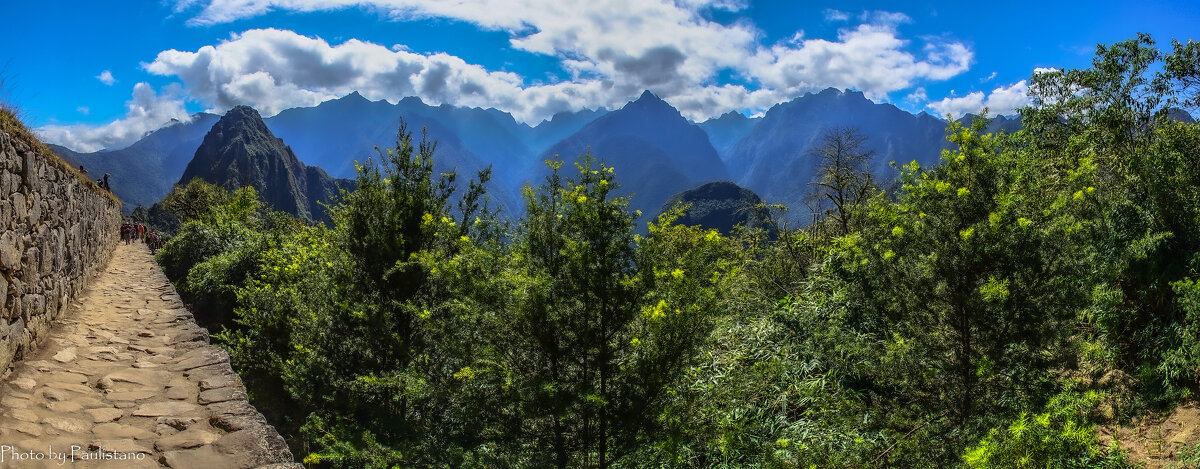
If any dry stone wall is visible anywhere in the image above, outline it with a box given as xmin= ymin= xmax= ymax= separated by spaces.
xmin=0 ymin=128 xmax=121 ymax=373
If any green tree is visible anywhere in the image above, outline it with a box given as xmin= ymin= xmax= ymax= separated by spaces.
xmin=1025 ymin=34 xmax=1200 ymax=404
xmin=223 ymin=121 xmax=494 ymax=467
xmin=826 ymin=118 xmax=1098 ymax=464
xmin=160 ymin=178 xmax=234 ymax=223
xmin=466 ymin=157 xmax=734 ymax=467
xmin=501 ymin=156 xmax=640 ymax=467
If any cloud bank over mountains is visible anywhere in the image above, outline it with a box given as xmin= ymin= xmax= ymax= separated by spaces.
xmin=926 ymin=80 xmax=1031 ymax=119
xmin=38 ymin=83 xmax=193 ymax=153
xmin=39 ymin=0 xmax=1034 ymax=152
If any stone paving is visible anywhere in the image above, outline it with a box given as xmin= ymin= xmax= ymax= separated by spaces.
xmin=0 ymin=243 xmax=299 ymax=468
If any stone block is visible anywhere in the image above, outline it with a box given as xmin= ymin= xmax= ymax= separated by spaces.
xmin=0 ymin=275 xmax=7 ymax=317
xmin=0 ymin=197 xmax=9 ymax=230
xmin=21 ymin=150 xmax=37 ymax=191
xmin=22 ymin=247 xmax=39 ymax=284
xmin=0 ymin=230 xmax=20 ymax=269
xmin=11 ymin=192 xmax=25 ymax=223
xmin=29 ymin=192 xmax=41 ymax=223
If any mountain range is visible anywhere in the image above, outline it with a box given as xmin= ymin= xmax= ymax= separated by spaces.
xmin=53 ymin=88 xmax=1024 ymax=225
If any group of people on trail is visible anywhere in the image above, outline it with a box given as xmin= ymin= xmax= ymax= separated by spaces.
xmin=122 ymin=222 xmax=144 ymax=244
xmin=121 ymin=222 xmax=165 ymax=253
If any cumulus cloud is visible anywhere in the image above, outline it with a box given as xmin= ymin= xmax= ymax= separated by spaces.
xmin=146 ymin=35 xmax=970 ymax=124
xmin=148 ymin=1 xmax=973 ymax=123
xmin=97 ymin=70 xmax=116 ymax=85
xmin=143 ymin=28 xmax=592 ymax=122
xmin=742 ymin=23 xmax=970 ymax=109
xmin=37 ymin=83 xmax=191 ymax=152
xmin=178 ymin=0 xmax=757 ymax=100
xmin=927 ymin=80 xmax=1030 ymax=118
xmin=905 ymin=87 xmax=927 ymax=103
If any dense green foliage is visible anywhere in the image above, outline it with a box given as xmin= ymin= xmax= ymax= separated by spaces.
xmin=156 ymin=36 xmax=1200 ymax=467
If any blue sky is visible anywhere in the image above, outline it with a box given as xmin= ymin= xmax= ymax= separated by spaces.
xmin=2 ymin=0 xmax=1196 ymax=152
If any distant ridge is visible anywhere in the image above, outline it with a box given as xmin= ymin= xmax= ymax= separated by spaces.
xmin=659 ymin=181 xmax=773 ymax=235
xmin=542 ymin=90 xmax=728 ymax=219
xmin=726 ymin=88 xmax=949 ymax=220
xmin=698 ymin=111 xmax=760 ymax=160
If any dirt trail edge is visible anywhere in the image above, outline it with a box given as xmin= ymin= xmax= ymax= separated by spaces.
xmin=0 ymin=243 xmax=301 ymax=469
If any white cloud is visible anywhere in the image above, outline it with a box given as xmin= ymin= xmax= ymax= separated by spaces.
xmin=37 ymin=83 xmax=191 ymax=152
xmin=905 ymin=87 xmax=927 ymax=103
xmin=143 ymin=28 xmax=597 ymax=122
xmin=824 ymin=9 xmax=849 ymax=22
xmin=743 ymin=22 xmax=971 ymax=106
xmin=151 ymin=1 xmax=972 ymax=123
xmin=96 ymin=70 xmax=116 ymax=85
xmin=981 ymin=71 xmax=996 ymax=82
xmin=859 ymin=10 xmax=911 ymax=26
xmin=77 ymin=106 xmax=89 ymax=115
xmin=927 ymin=80 xmax=1030 ymax=118
xmin=1033 ymin=67 xmax=1060 ymax=75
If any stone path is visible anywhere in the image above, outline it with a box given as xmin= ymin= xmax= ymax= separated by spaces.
xmin=0 ymin=243 xmax=299 ymax=468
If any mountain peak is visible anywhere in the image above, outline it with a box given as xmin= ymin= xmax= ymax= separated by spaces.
xmin=631 ymin=90 xmax=668 ymax=106
xmin=623 ymin=90 xmax=675 ymax=115
xmin=225 ymin=105 xmax=262 ymax=120
xmin=714 ymin=110 xmax=748 ymax=123
xmin=181 ymin=104 xmax=347 ymax=223
xmin=817 ymin=87 xmax=840 ymax=96
xmin=341 ymin=90 xmax=369 ymax=102
xmin=211 ymin=105 xmax=272 ymax=139
xmin=399 ymin=96 xmax=425 ymax=106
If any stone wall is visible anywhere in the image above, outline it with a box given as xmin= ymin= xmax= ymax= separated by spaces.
xmin=0 ymin=128 xmax=121 ymax=372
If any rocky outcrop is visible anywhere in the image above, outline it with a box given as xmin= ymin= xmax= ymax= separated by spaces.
xmin=1 ymin=128 xmax=121 ymax=374
xmin=179 ymin=105 xmax=351 ymax=223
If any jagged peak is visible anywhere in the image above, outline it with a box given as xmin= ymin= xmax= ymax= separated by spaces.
xmin=714 ymin=110 xmax=750 ymax=122
xmin=621 ymin=90 xmax=677 ymax=115
xmin=340 ymin=90 xmax=369 ymax=102
xmin=630 ymin=90 xmax=669 ymax=107
xmin=209 ymin=106 xmax=275 ymax=141
xmin=816 ymin=87 xmax=841 ymax=97
xmin=399 ymin=96 xmax=426 ymax=106
xmin=224 ymin=105 xmax=263 ymax=120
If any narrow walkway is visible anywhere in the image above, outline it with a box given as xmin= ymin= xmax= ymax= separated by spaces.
xmin=0 ymin=243 xmax=297 ymax=468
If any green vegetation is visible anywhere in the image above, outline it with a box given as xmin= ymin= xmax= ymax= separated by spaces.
xmin=156 ymin=35 xmax=1200 ymax=467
